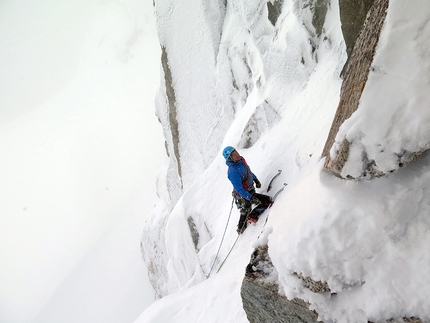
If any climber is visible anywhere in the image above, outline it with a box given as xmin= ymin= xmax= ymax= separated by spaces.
xmin=222 ymin=146 xmax=272 ymax=234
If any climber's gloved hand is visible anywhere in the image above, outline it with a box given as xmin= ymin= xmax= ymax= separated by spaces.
xmin=254 ymin=178 xmax=261 ymax=189
xmin=250 ymin=194 xmax=261 ymax=205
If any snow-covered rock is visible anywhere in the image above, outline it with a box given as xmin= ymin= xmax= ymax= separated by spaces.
xmin=241 ymin=245 xmax=319 ymax=323
xmin=139 ymin=0 xmax=430 ymax=322
xmin=322 ymin=0 xmax=389 ymax=178
xmin=323 ymin=0 xmax=430 ymax=179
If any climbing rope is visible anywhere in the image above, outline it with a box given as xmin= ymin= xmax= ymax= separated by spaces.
xmin=206 ymin=198 xmax=235 ymax=278
xmin=216 ymin=232 xmax=240 ymax=273
xmin=215 ymin=213 xmax=249 ymax=274
xmin=207 ymin=189 xmax=269 ymax=276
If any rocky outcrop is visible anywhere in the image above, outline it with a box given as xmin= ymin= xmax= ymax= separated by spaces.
xmin=339 ymin=0 xmax=375 ymax=57
xmin=311 ymin=0 xmax=329 ymax=38
xmin=161 ymin=46 xmax=183 ymax=187
xmin=321 ymin=0 xmax=389 ymax=178
xmin=241 ymin=246 xmax=428 ymax=323
xmin=293 ymin=272 xmax=330 ymax=294
xmin=267 ymin=0 xmax=284 ymax=26
xmin=241 ymin=246 xmax=320 ymax=323
xmin=377 ymin=318 xmax=426 ymax=323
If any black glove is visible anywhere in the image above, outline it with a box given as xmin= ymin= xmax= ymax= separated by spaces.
xmin=250 ymin=194 xmax=261 ymax=205
xmin=254 ymin=178 xmax=261 ymax=189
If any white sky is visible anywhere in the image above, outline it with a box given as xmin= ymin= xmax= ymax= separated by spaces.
xmin=0 ymin=1 xmax=164 ymax=322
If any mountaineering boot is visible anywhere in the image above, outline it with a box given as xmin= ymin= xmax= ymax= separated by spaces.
xmin=237 ymin=225 xmax=246 ymax=234
xmin=247 ymin=217 xmax=258 ymax=226
xmin=237 ymin=213 xmax=247 ymax=234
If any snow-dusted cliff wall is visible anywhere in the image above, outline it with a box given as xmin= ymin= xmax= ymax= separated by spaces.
xmin=140 ymin=0 xmax=430 ymax=322
xmin=143 ymin=0 xmax=334 ymax=298
xmin=154 ymin=0 xmax=229 ymax=206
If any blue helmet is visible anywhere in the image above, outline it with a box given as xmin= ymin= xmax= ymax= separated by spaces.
xmin=222 ymin=146 xmax=236 ymax=160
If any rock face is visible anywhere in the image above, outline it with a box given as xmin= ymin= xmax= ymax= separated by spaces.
xmin=379 ymin=318 xmax=425 ymax=323
xmin=241 ymin=246 xmax=320 ymax=323
xmin=154 ymin=0 xmax=232 ymax=207
xmin=161 ymin=46 xmax=182 ymax=186
xmin=339 ymin=0 xmax=375 ymax=57
xmin=311 ymin=0 xmax=329 ymax=38
xmin=242 ymin=246 xmax=428 ymax=323
xmin=322 ymin=0 xmax=430 ymax=180
xmin=267 ymin=0 xmax=284 ymax=26
xmin=321 ymin=0 xmax=389 ymax=178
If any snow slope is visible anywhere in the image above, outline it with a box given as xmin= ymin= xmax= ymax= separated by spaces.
xmin=138 ymin=0 xmax=430 ymax=322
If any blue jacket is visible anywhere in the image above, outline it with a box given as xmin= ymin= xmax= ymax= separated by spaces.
xmin=226 ymin=158 xmax=257 ymax=200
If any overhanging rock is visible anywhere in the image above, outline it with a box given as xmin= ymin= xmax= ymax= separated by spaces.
xmin=241 ymin=246 xmax=320 ymax=323
xmin=321 ymin=0 xmax=389 ymax=178
xmin=241 ymin=245 xmax=428 ymax=323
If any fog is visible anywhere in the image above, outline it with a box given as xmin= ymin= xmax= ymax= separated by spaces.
xmin=0 ymin=1 xmax=163 ymax=322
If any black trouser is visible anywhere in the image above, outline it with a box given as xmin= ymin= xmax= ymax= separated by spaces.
xmin=233 ymin=191 xmax=272 ymax=230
